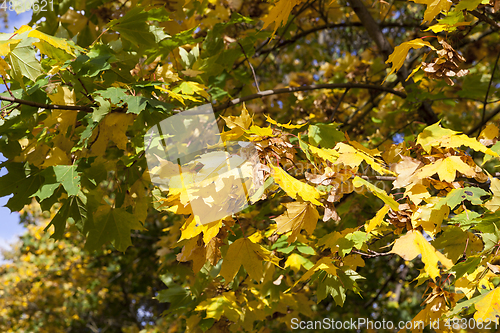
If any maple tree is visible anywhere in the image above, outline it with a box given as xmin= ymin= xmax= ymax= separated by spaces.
xmin=2 ymin=0 xmax=500 ymax=332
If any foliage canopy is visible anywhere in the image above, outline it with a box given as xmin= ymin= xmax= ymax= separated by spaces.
xmin=2 ymin=0 xmax=500 ymax=332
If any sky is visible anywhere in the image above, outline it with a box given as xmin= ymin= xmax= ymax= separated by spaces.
xmin=0 ymin=9 xmax=33 ymax=262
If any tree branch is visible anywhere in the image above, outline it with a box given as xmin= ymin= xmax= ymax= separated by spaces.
xmin=477 ymin=50 xmax=500 ymax=137
xmin=349 ymin=0 xmax=438 ymax=125
xmin=467 ymin=103 xmax=500 ymax=135
xmin=213 ymin=83 xmax=406 ymax=112
xmin=470 ymin=10 xmax=500 ymax=31
xmin=255 ymin=22 xmax=422 ymax=57
xmin=352 ymin=249 xmax=394 ymax=258
xmin=0 ymin=94 xmax=93 ymax=112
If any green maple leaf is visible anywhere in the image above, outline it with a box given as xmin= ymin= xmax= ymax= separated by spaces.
xmin=0 ymin=163 xmax=42 ymax=211
xmin=84 ymin=206 xmax=145 ymax=252
xmin=35 ymin=165 xmax=81 ymax=200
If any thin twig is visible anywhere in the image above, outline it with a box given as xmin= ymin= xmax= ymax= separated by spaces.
xmin=254 ymin=0 xmax=315 ymax=73
xmin=477 ymin=50 xmax=500 ymax=137
xmin=237 ymin=41 xmax=261 ymax=92
xmin=213 ymin=83 xmax=406 ymax=112
xmin=67 ymin=68 xmax=95 ymax=103
xmin=352 ymin=249 xmax=394 ymax=258
xmin=0 ymin=102 xmax=15 ymax=118
xmin=2 ymin=77 xmax=14 ymax=98
xmin=255 ymin=21 xmax=421 ymax=57
xmin=329 ymin=87 xmax=350 ymax=122
xmin=467 ymin=103 xmax=500 ymax=136
xmin=0 ymin=95 xmax=93 ymax=112
xmin=90 ymin=28 xmax=109 ymax=48
xmin=360 ymin=175 xmax=396 ymax=181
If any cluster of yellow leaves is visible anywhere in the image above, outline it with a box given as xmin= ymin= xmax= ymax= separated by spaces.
xmin=149 ymin=103 xmax=500 ymax=330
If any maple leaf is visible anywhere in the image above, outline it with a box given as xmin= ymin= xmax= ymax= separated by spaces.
xmin=84 ymin=205 xmax=146 ymax=252
xmin=392 ymin=156 xmax=423 ymax=188
xmin=474 ymin=287 xmax=500 ymax=324
xmin=262 ymin=0 xmax=305 ymax=36
xmin=365 ymin=205 xmax=390 ymax=233
xmin=222 ymin=103 xmax=253 ymax=130
xmin=417 ymin=122 xmax=499 ymax=156
xmin=485 ymin=176 xmax=500 ymax=212
xmin=285 ymin=253 xmax=314 ymax=272
xmin=288 ymin=257 xmax=338 ymax=291
xmin=271 ymin=165 xmax=322 ymax=205
xmin=352 ymin=176 xmax=399 ymax=210
xmin=176 ymin=236 xmax=207 ymax=273
xmin=265 ymin=114 xmax=305 ymax=129
xmin=385 ymin=39 xmax=436 ymax=79
xmin=195 ymin=292 xmax=243 ymax=322
xmin=274 ymin=201 xmax=319 ymax=244
xmin=410 ymin=0 xmax=453 ymax=24
xmin=335 ymin=142 xmax=395 ymax=175
xmin=390 ymin=230 xmax=453 ymax=280
xmin=434 ymin=187 xmax=488 ymax=210
xmin=417 ymin=156 xmax=475 ymax=183
xmin=219 ymin=238 xmax=279 ymax=284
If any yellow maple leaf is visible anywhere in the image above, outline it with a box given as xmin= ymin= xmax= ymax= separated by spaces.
xmin=404 ymin=183 xmax=431 ymax=206
xmin=179 ymin=216 xmax=224 ymax=244
xmin=0 ymin=39 xmax=20 ymax=56
xmin=456 ymin=267 xmax=495 ymax=299
xmin=48 ymin=86 xmax=76 ymax=107
xmin=474 ymin=287 xmax=500 ymax=324
xmin=352 ymin=176 xmax=399 ymax=210
xmin=28 ymin=29 xmax=75 ymax=56
xmin=287 ymin=257 xmax=338 ymax=291
xmin=417 ymin=156 xmax=475 ymax=183
xmin=271 ymin=165 xmax=322 ymax=205
xmin=301 ymin=139 xmax=339 ymax=163
xmin=195 ymin=292 xmax=243 ymax=322
xmin=385 ymin=39 xmax=435 ymax=80
xmin=262 ymin=0 xmax=305 ymax=36
xmin=410 ymin=0 xmax=453 ymax=24
xmin=264 ymin=114 xmax=306 ymax=129
xmin=390 ymin=230 xmax=453 ymax=281
xmin=221 ymin=104 xmax=252 ymax=130
xmin=365 ymin=205 xmax=390 ymax=233
xmin=0 ymin=57 xmax=10 ymax=77
xmin=176 ymin=236 xmax=206 ymax=273
xmin=89 ymin=113 xmax=135 ymax=156
xmin=399 ymin=293 xmax=451 ymax=333
xmin=285 ymin=253 xmax=312 ymax=272
xmin=485 ymin=176 xmax=500 ymax=212
xmin=417 ymin=122 xmax=498 ymax=156
xmin=335 ymin=142 xmax=395 ymax=175
xmin=219 ymin=238 xmax=279 ymax=284
xmin=393 ymin=156 xmax=423 ymax=188
xmin=274 ymin=201 xmax=319 ymax=244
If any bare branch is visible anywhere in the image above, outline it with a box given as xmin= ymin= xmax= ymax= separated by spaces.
xmin=255 ymin=22 xmax=422 ymax=56
xmin=349 ymin=0 xmax=438 ymax=124
xmin=329 ymin=87 xmax=350 ymax=122
xmin=237 ymin=41 xmax=261 ymax=92
xmin=467 ymin=103 xmax=500 ymax=135
xmin=477 ymin=50 xmax=500 ymax=137
xmin=470 ymin=10 xmax=500 ymax=31
xmin=0 ymin=95 xmax=93 ymax=112
xmin=2 ymin=77 xmax=14 ymax=98
xmin=213 ymin=83 xmax=406 ymax=112
xmin=352 ymin=249 xmax=394 ymax=258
